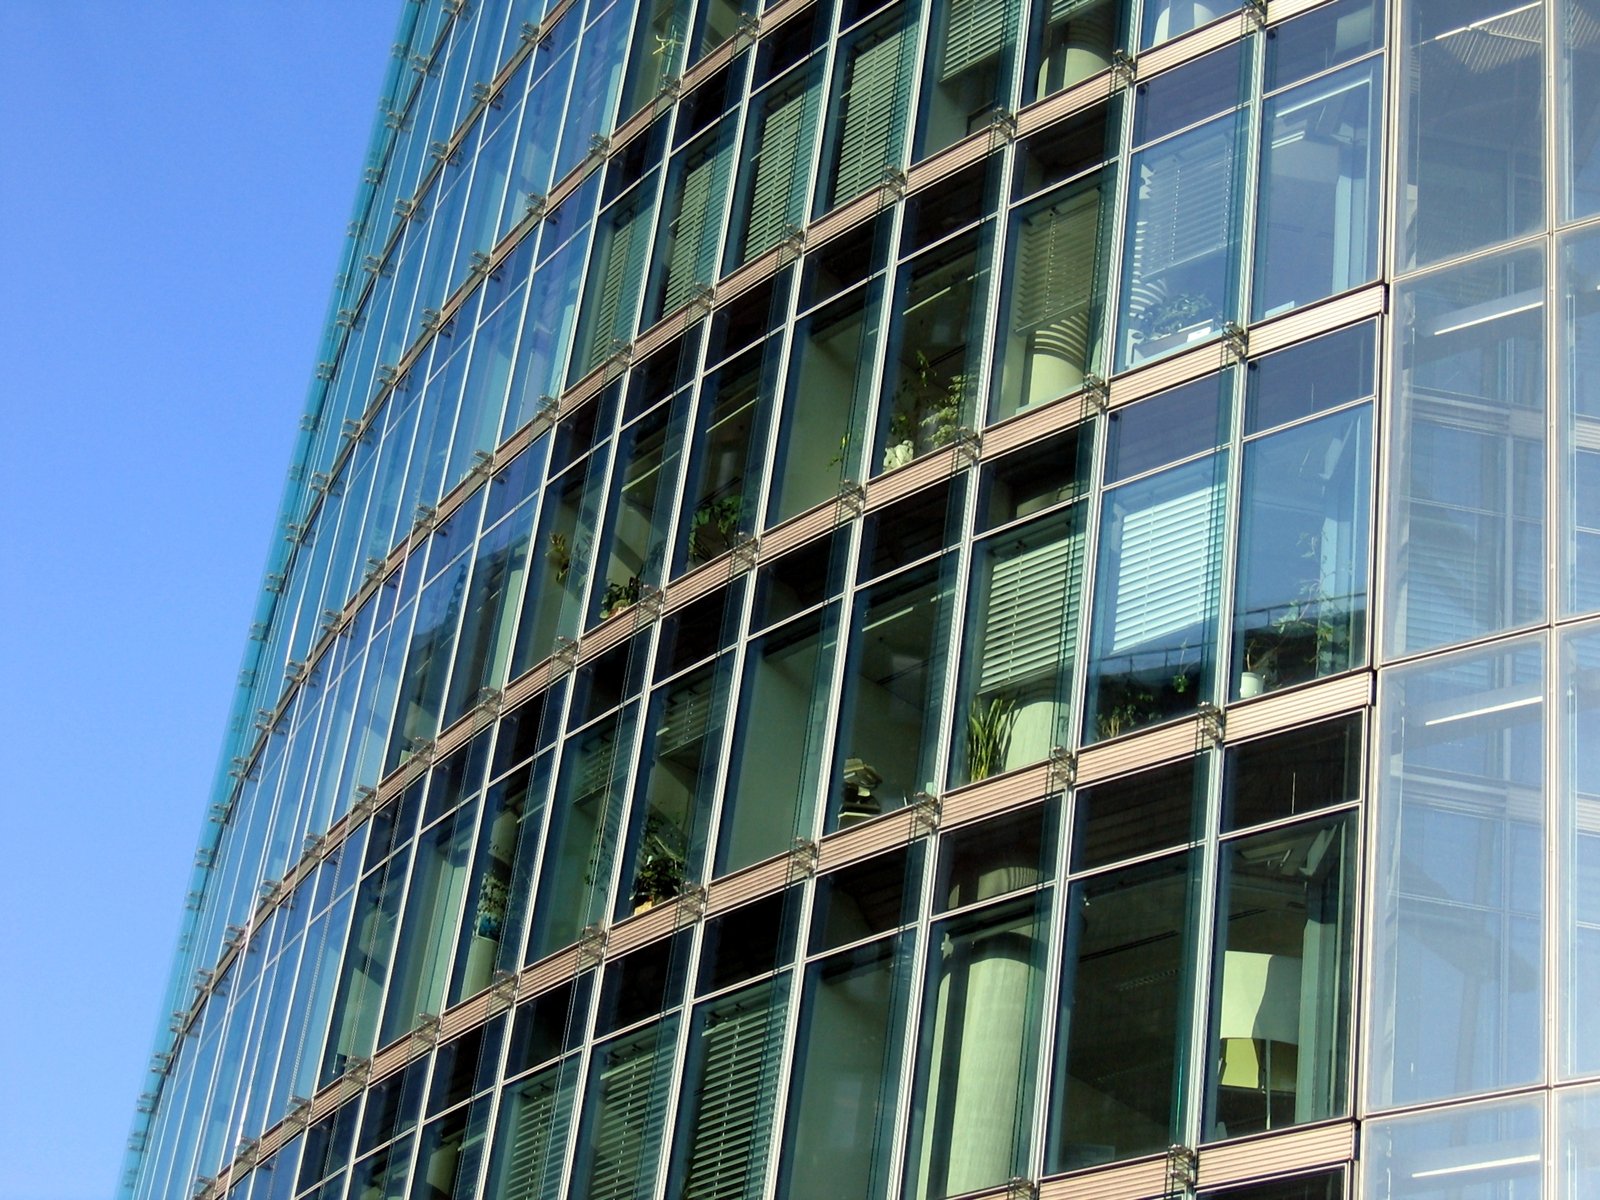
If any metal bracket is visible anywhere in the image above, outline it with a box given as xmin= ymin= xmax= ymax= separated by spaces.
xmin=1222 ymin=320 xmax=1248 ymax=364
xmin=578 ymin=924 xmax=609 ymax=971
xmin=910 ymin=791 xmax=942 ymax=836
xmin=1048 ymin=745 xmax=1077 ymax=791
xmin=1165 ymin=1144 xmax=1198 ymax=1197
xmin=1111 ymin=47 xmax=1137 ymax=88
xmin=951 ymin=426 xmax=982 ymax=469
xmin=490 ymin=969 xmax=520 ymax=1007
xmin=788 ymin=839 xmax=820 ymax=883
xmin=730 ymin=535 xmax=760 ymax=576
xmin=1083 ymin=373 xmax=1110 ymax=414
xmin=676 ymin=885 xmax=710 ymax=925
xmin=835 ymin=479 xmax=867 ymax=524
xmin=411 ymin=1012 xmax=442 ymax=1052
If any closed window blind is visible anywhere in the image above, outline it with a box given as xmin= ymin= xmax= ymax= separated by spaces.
xmin=496 ymin=1070 xmax=564 ymax=1200
xmin=831 ymin=22 xmax=915 ymax=204
xmin=1130 ymin=121 xmax=1237 ymax=283
xmin=1108 ymin=472 xmax=1220 ymax=653
xmin=1014 ymin=186 xmax=1102 ymax=360
xmin=744 ymin=82 xmax=818 ymax=260
xmin=941 ymin=0 xmax=1011 ymax=79
xmin=977 ymin=524 xmax=1083 ymax=694
xmin=583 ymin=199 xmax=653 ymax=372
xmin=588 ymin=1031 xmax=673 ymax=1200
xmin=681 ymin=990 xmax=783 ymax=1199
xmin=662 ymin=138 xmax=734 ymax=314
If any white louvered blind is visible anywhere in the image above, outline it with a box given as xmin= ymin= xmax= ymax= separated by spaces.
xmin=941 ymin=0 xmax=1010 ymax=79
xmin=682 ymin=993 xmax=782 ymax=1199
xmin=498 ymin=1071 xmax=562 ymax=1200
xmin=1109 ymin=478 xmax=1219 ymax=652
xmin=744 ymin=83 xmax=817 ymax=259
xmin=831 ymin=23 xmax=914 ymax=204
xmin=1131 ymin=121 xmax=1237 ymax=282
xmin=584 ymin=201 xmax=652 ymax=372
xmin=1014 ymin=186 xmax=1101 ymax=359
xmin=589 ymin=1034 xmax=672 ymax=1200
xmin=977 ymin=526 xmax=1083 ymax=694
xmin=663 ymin=139 xmax=734 ymax=314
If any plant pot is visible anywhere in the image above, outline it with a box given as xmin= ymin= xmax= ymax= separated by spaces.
xmin=1239 ymin=671 xmax=1266 ymax=699
xmin=882 ymin=439 xmax=916 ymax=472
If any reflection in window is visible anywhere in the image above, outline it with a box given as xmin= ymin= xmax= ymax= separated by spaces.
xmin=678 ymin=348 xmax=767 ymax=572
xmin=1557 ymin=1082 xmax=1600 ymax=1197
xmin=906 ymin=896 xmax=1047 ymax=1199
xmin=832 ymin=563 xmax=953 ymax=827
xmin=1029 ymin=0 xmax=1118 ymax=103
xmin=1562 ymin=0 xmax=1600 ymax=219
xmin=782 ymin=937 xmax=910 ymax=1200
xmin=1561 ymin=627 xmax=1600 ymax=1078
xmin=1086 ymin=379 xmax=1229 ymax=741
xmin=993 ymin=173 xmax=1110 ymax=422
xmin=1119 ymin=100 xmax=1247 ymax=369
xmin=1398 ymin=0 xmax=1545 ymax=271
xmin=1253 ymin=57 xmax=1381 ymax=319
xmin=1233 ymin=328 xmax=1373 ymax=699
xmin=1370 ymin=641 xmax=1545 ymax=1110
xmin=1206 ymin=814 xmax=1353 ymax=1139
xmin=486 ymin=1062 xmax=576 ymax=1200
xmin=951 ymin=507 xmax=1084 ymax=784
xmin=1386 ymin=248 xmax=1545 ymax=657
xmin=1047 ymin=852 xmax=1196 ymax=1170
xmin=1142 ymin=0 xmax=1241 ymax=48
xmin=1562 ymin=229 xmax=1600 ymax=615
xmin=1363 ymin=1095 xmax=1542 ymax=1199
xmin=827 ymin=11 xmax=917 ymax=210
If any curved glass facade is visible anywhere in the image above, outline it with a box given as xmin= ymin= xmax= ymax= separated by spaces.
xmin=124 ymin=0 xmax=1600 ymax=1198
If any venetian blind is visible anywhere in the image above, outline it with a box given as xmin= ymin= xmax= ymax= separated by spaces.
xmin=1108 ymin=474 xmax=1220 ymax=652
xmin=662 ymin=139 xmax=734 ymax=314
xmin=498 ymin=1070 xmax=563 ymax=1200
xmin=681 ymin=991 xmax=782 ymax=1199
xmin=1014 ymin=186 xmax=1101 ymax=361
xmin=583 ymin=201 xmax=652 ymax=373
xmin=744 ymin=83 xmax=817 ymax=260
xmin=588 ymin=1033 xmax=673 ymax=1200
xmin=977 ymin=524 xmax=1083 ymax=694
xmin=831 ymin=22 xmax=915 ymax=204
xmin=941 ymin=0 xmax=1010 ymax=79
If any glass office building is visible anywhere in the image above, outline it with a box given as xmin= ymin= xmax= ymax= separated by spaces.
xmin=122 ymin=0 xmax=1600 ymax=1196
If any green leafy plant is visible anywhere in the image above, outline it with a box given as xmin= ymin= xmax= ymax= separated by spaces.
xmin=473 ymin=873 xmax=509 ymax=939
xmin=1143 ymin=292 xmax=1214 ymax=339
xmin=547 ymin=532 xmax=573 ymax=585
xmin=1094 ymin=678 xmax=1158 ymax=740
xmin=688 ymin=492 xmax=742 ymax=564
xmin=966 ymin=694 xmax=1020 ymax=782
xmin=882 ymin=351 xmax=965 ymax=470
xmin=599 ymin=574 xmax=645 ymax=620
xmin=630 ymin=809 xmax=690 ymax=910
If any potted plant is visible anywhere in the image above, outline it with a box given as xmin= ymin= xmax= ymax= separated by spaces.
xmin=599 ymin=574 xmax=645 ymax=620
xmin=688 ymin=491 xmax=742 ymax=565
xmin=547 ymin=532 xmax=573 ymax=585
xmin=1094 ymin=677 xmax=1158 ymax=740
xmin=882 ymin=351 xmax=965 ymax=472
xmin=966 ymin=693 xmax=1019 ymax=782
xmin=1135 ymin=292 xmax=1216 ymax=359
xmin=630 ymin=809 xmax=689 ymax=912
xmin=473 ymin=872 xmax=509 ymax=940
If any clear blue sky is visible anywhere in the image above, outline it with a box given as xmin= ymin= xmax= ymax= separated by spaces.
xmin=0 ymin=5 xmax=401 ymax=1197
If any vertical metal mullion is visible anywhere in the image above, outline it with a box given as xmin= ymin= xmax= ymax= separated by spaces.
xmin=1181 ymin=745 xmax=1226 ymax=1154
xmin=1231 ymin=18 xmax=1265 ymax=337
xmin=1544 ymin=0 xmax=1565 ymax=1109
xmin=881 ymin=806 xmax=940 ymax=1200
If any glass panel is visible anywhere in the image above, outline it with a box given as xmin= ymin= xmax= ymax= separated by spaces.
xmin=667 ymin=979 xmax=789 ymax=1199
xmin=1223 ymin=716 xmax=1362 ymax=833
xmin=719 ymin=607 xmax=839 ymax=872
xmin=918 ymin=0 xmax=1020 ymax=156
xmin=1253 ymin=57 xmax=1381 ymax=320
xmin=1398 ymin=0 xmax=1545 ymax=271
xmin=831 ymin=563 xmax=953 ymax=827
xmin=1556 ymin=1081 xmax=1600 ymax=1198
xmin=651 ymin=123 xmax=736 ymax=319
xmin=1200 ymin=1170 xmax=1344 ymax=1200
xmin=781 ymin=936 xmax=911 ymax=1200
xmin=1134 ymin=43 xmax=1245 ymax=146
xmin=992 ymin=173 xmax=1111 ymax=422
xmin=1246 ymin=321 xmax=1375 ymax=435
xmin=1265 ymin=0 xmax=1383 ymax=91
xmin=1560 ymin=227 xmax=1600 ymax=615
xmin=484 ymin=1061 xmax=576 ymax=1200
xmin=825 ymin=11 xmax=917 ymax=208
xmin=1232 ymin=404 xmax=1371 ymax=699
xmin=528 ymin=707 xmax=637 ymax=960
xmin=1105 ymin=370 xmax=1230 ymax=484
xmin=677 ymin=345 xmax=770 ymax=573
xmin=1363 ymin=1096 xmax=1543 ymax=1199
xmin=770 ymin=286 xmax=881 ymax=523
xmin=1073 ymin=758 xmax=1203 ymax=870
xmin=950 ymin=508 xmax=1084 ymax=785
xmin=1369 ymin=640 xmax=1545 ymax=1110
xmin=877 ymin=231 xmax=989 ymax=473
xmin=1086 ymin=451 xmax=1228 ymax=741
xmin=1118 ymin=111 xmax=1247 ymax=370
xmin=570 ymin=1020 xmax=678 ymax=1200
xmin=936 ymin=803 xmax=1056 ymax=909
xmin=1561 ymin=0 xmax=1600 ymax=220
xmin=1561 ymin=624 xmax=1600 ymax=1077
xmin=1142 ymin=0 xmax=1242 ymax=48
xmin=1205 ymin=814 xmax=1354 ymax=1140
xmin=1046 ymin=851 xmax=1197 ymax=1171
xmin=904 ymin=895 xmax=1049 ymax=1199
xmin=732 ymin=70 xmax=824 ymax=265
xmin=594 ymin=403 xmax=681 ymax=622
xmin=1027 ymin=0 xmax=1119 ymax=103
xmin=615 ymin=659 xmax=731 ymax=916
xmin=810 ymin=847 xmax=919 ymax=952
xmin=1385 ymin=247 xmax=1546 ymax=657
